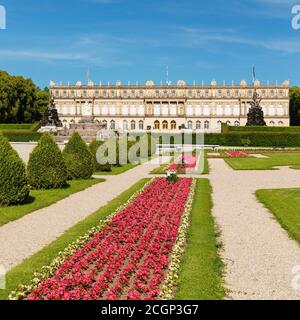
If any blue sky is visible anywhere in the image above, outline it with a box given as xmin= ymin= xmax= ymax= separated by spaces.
xmin=0 ymin=0 xmax=300 ymax=88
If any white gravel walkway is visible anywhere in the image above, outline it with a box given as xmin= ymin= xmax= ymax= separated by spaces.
xmin=0 ymin=157 xmax=169 ymax=271
xmin=209 ymin=159 xmax=300 ymax=300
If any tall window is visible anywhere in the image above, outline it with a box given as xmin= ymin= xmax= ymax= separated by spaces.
xmin=196 ymin=121 xmax=201 ymax=130
xmin=110 ymin=120 xmax=116 ymax=130
xmin=102 ymin=120 xmax=107 ymax=129
xmin=123 ymin=120 xmax=128 ymax=131
xmin=171 ymin=121 xmax=176 ymax=130
xmin=162 ymin=121 xmax=168 ymax=130
xmin=187 ymin=121 xmax=193 ymax=130
xmin=154 ymin=120 xmax=160 ymax=130
xmin=139 ymin=120 xmax=144 ymax=130
xmin=204 ymin=121 xmax=210 ymax=129
xmin=131 ymin=120 xmax=136 ymax=130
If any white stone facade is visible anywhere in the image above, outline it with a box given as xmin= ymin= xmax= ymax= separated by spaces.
xmin=50 ymin=80 xmax=290 ymax=133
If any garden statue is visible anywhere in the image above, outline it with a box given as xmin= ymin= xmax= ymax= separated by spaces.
xmin=246 ymin=89 xmax=266 ymax=126
xmin=41 ymin=97 xmax=62 ymax=127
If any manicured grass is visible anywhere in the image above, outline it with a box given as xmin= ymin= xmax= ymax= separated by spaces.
xmin=94 ymin=163 xmax=138 ymax=175
xmin=0 ymin=124 xmax=33 ymax=130
xmin=0 ymin=179 xmax=105 ymax=227
xmin=256 ymin=188 xmax=300 ymax=245
xmin=225 ymin=152 xmax=300 ymax=170
xmin=175 ymin=179 xmax=225 ymax=300
xmin=0 ymin=178 xmax=149 ymax=300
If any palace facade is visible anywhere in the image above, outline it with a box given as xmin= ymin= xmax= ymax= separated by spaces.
xmin=50 ymin=79 xmax=290 ymax=133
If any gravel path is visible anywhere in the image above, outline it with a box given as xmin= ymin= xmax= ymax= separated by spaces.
xmin=209 ymin=159 xmax=300 ymax=300
xmin=0 ymin=157 xmax=169 ymax=271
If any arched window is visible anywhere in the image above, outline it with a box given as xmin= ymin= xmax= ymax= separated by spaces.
xmin=196 ymin=121 xmax=201 ymax=130
xmin=102 ymin=120 xmax=107 ymax=129
xmin=187 ymin=121 xmax=193 ymax=130
xmin=131 ymin=120 xmax=136 ymax=130
xmin=139 ymin=120 xmax=144 ymax=130
xmin=154 ymin=120 xmax=160 ymax=130
xmin=278 ymin=121 xmax=284 ymax=126
xmin=269 ymin=121 xmax=275 ymax=126
xmin=162 ymin=121 xmax=168 ymax=130
xmin=110 ymin=120 xmax=116 ymax=130
xmin=226 ymin=121 xmax=231 ymax=126
xmin=234 ymin=121 xmax=240 ymax=126
xmin=204 ymin=121 xmax=210 ymax=129
xmin=123 ymin=120 xmax=128 ymax=131
xmin=217 ymin=120 xmax=222 ymax=127
xmin=171 ymin=121 xmax=176 ymax=130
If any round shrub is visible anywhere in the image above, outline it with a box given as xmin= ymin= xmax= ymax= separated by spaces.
xmin=63 ymin=132 xmax=94 ymax=179
xmin=27 ymin=133 xmax=68 ymax=189
xmin=0 ymin=135 xmax=30 ymax=205
xmin=89 ymin=140 xmax=112 ymax=172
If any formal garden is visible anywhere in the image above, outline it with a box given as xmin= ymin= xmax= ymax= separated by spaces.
xmin=1 ymin=123 xmax=300 ymax=300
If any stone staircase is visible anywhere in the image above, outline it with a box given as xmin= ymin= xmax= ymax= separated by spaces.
xmin=55 ymin=120 xmax=105 ymax=143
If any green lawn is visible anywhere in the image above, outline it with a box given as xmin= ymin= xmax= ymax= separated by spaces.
xmin=175 ymin=179 xmax=225 ymax=300
xmin=256 ymin=188 xmax=300 ymax=244
xmin=225 ymin=152 xmax=300 ymax=170
xmin=94 ymin=163 xmax=138 ymax=175
xmin=0 ymin=178 xmax=150 ymax=300
xmin=0 ymin=124 xmax=33 ymax=130
xmin=0 ymin=179 xmax=105 ymax=227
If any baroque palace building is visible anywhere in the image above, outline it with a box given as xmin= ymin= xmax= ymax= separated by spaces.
xmin=50 ymin=79 xmax=290 ymax=133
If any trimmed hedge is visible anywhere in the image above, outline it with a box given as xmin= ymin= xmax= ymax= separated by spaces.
xmin=0 ymin=122 xmax=42 ymax=142
xmin=89 ymin=140 xmax=112 ymax=172
xmin=157 ymin=132 xmax=300 ymax=147
xmin=0 ymin=135 xmax=30 ymax=206
xmin=27 ymin=133 xmax=68 ymax=189
xmin=222 ymin=123 xmax=300 ymax=133
xmin=204 ymin=133 xmax=300 ymax=147
xmin=63 ymin=133 xmax=94 ymax=179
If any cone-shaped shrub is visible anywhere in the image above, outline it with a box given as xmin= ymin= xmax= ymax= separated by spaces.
xmin=89 ymin=140 xmax=112 ymax=172
xmin=0 ymin=135 xmax=30 ymax=205
xmin=28 ymin=133 xmax=68 ymax=189
xmin=63 ymin=132 xmax=94 ymax=179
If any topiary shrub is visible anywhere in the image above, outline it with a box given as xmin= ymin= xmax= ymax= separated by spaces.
xmin=63 ymin=132 xmax=94 ymax=179
xmin=27 ymin=133 xmax=68 ymax=189
xmin=89 ymin=140 xmax=112 ymax=172
xmin=0 ymin=135 xmax=30 ymax=205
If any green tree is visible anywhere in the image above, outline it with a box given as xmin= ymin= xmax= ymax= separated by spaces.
xmin=0 ymin=70 xmax=49 ymax=123
xmin=290 ymin=87 xmax=300 ymax=126
xmin=63 ymin=133 xmax=94 ymax=179
xmin=0 ymin=135 xmax=30 ymax=205
xmin=27 ymin=133 xmax=68 ymax=189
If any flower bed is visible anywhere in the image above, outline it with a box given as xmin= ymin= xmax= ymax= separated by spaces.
xmin=226 ymin=151 xmax=248 ymax=158
xmin=12 ymin=178 xmax=194 ymax=300
xmin=167 ymin=154 xmax=198 ymax=173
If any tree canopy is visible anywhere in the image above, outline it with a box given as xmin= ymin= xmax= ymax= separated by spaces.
xmin=0 ymin=70 xmax=49 ymax=123
xmin=290 ymin=87 xmax=300 ymax=126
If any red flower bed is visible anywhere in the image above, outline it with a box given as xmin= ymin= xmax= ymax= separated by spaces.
xmin=167 ymin=154 xmax=198 ymax=173
xmin=26 ymin=178 xmax=192 ymax=300
xmin=226 ymin=151 xmax=248 ymax=158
